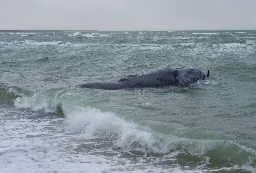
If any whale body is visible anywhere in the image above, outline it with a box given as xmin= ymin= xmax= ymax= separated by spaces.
xmin=78 ymin=68 xmax=208 ymax=90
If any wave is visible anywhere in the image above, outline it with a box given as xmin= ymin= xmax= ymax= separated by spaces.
xmin=99 ymin=34 xmax=109 ymax=37
xmin=8 ymin=32 xmax=36 ymax=35
xmin=66 ymin=32 xmax=109 ymax=38
xmin=0 ymin=41 xmax=15 ymax=45
xmin=236 ymin=32 xmax=247 ymax=34
xmin=221 ymin=43 xmax=248 ymax=49
xmin=0 ymin=40 xmax=96 ymax=47
xmin=0 ymin=145 xmax=207 ymax=173
xmin=192 ymin=32 xmax=219 ymax=35
xmin=1 ymin=40 xmax=64 ymax=46
xmin=65 ymin=107 xmax=166 ymax=153
xmin=82 ymin=33 xmax=94 ymax=38
xmin=67 ymin=32 xmax=81 ymax=37
xmin=214 ymin=42 xmax=254 ymax=53
xmin=23 ymin=40 xmax=63 ymax=46
xmin=65 ymin=107 xmax=256 ymax=172
xmin=12 ymin=87 xmax=256 ymax=171
xmin=82 ymin=33 xmax=109 ymax=38
xmin=139 ymin=44 xmax=165 ymax=51
xmin=0 ymin=85 xmax=19 ymax=106
xmin=246 ymin=40 xmax=255 ymax=45
xmin=14 ymin=88 xmax=66 ymax=113
xmin=13 ymin=88 xmax=168 ymax=152
xmin=8 ymin=40 xmax=72 ymax=47
xmin=0 ymin=84 xmax=32 ymax=106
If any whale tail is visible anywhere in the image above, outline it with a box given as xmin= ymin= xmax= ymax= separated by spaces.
xmin=207 ymin=70 xmax=210 ymax=77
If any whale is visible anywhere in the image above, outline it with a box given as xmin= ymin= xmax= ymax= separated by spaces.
xmin=78 ymin=68 xmax=209 ymax=90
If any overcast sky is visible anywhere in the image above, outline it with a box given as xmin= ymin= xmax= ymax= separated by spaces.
xmin=1 ymin=0 xmax=256 ymax=30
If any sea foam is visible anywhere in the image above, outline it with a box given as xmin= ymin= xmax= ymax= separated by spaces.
xmin=82 ymin=34 xmax=94 ymax=38
xmin=65 ymin=107 xmax=166 ymax=153
xmin=13 ymin=89 xmax=227 ymax=155
xmin=68 ymin=32 xmax=81 ymax=37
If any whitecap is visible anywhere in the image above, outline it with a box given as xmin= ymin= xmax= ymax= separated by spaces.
xmin=14 ymin=95 xmax=52 ymax=112
xmin=246 ymin=40 xmax=255 ymax=45
xmin=0 ymin=41 xmax=14 ymax=45
xmin=222 ymin=43 xmax=247 ymax=49
xmin=82 ymin=34 xmax=94 ymax=38
xmin=68 ymin=32 xmax=81 ymax=37
xmin=17 ymin=32 xmax=36 ymax=35
xmin=99 ymin=34 xmax=109 ymax=37
xmin=23 ymin=40 xmax=62 ymax=46
xmin=192 ymin=32 xmax=219 ymax=35
xmin=139 ymin=44 xmax=164 ymax=51
xmin=65 ymin=107 xmax=166 ymax=153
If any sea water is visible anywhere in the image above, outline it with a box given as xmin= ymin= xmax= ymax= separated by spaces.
xmin=0 ymin=30 xmax=256 ymax=173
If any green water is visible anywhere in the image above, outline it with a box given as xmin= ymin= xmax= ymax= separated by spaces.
xmin=0 ymin=30 xmax=256 ymax=172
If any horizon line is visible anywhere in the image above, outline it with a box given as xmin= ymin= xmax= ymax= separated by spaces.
xmin=0 ymin=29 xmax=255 ymax=32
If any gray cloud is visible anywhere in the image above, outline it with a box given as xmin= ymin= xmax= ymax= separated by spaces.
xmin=1 ymin=0 xmax=256 ymax=30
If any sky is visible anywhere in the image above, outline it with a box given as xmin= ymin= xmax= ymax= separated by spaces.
xmin=1 ymin=0 xmax=256 ymax=31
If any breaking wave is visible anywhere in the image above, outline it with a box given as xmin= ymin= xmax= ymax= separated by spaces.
xmin=11 ymin=87 xmax=256 ymax=172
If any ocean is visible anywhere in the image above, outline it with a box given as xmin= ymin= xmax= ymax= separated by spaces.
xmin=0 ymin=30 xmax=256 ymax=173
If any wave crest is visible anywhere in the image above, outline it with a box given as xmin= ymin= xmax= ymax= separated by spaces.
xmin=65 ymin=107 xmax=165 ymax=153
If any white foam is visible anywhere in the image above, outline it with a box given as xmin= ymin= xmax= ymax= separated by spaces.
xmin=17 ymin=32 xmax=36 ymax=35
xmin=222 ymin=43 xmax=247 ymax=49
xmin=65 ymin=107 xmax=165 ymax=153
xmin=68 ymin=32 xmax=81 ymax=37
xmin=0 ymin=41 xmax=14 ymax=45
xmin=246 ymin=40 xmax=255 ymax=45
xmin=13 ymin=89 xmax=64 ymax=113
xmin=13 ymin=90 xmax=225 ymax=155
xmin=1 ymin=40 xmax=72 ymax=47
xmin=8 ymin=32 xmax=35 ymax=35
xmin=1 ymin=106 xmax=205 ymax=173
xmin=180 ymin=43 xmax=195 ymax=47
xmin=211 ymin=42 xmax=252 ymax=54
xmin=82 ymin=33 xmax=94 ymax=38
xmin=23 ymin=40 xmax=62 ymax=46
xmin=173 ymin=36 xmax=193 ymax=40
xmin=99 ymin=34 xmax=109 ymax=37
xmin=65 ymin=107 xmax=235 ymax=157
xmin=203 ymin=79 xmax=219 ymax=86
xmin=192 ymin=32 xmax=219 ymax=35
xmin=139 ymin=44 xmax=164 ymax=51
xmin=10 ymin=92 xmax=255 ymax=172
xmin=0 ymin=149 xmax=203 ymax=173
xmin=14 ymin=96 xmax=52 ymax=112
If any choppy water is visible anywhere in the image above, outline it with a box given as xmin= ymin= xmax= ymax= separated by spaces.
xmin=0 ymin=30 xmax=256 ymax=173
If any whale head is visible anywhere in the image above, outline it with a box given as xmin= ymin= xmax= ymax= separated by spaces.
xmin=176 ymin=68 xmax=206 ymax=86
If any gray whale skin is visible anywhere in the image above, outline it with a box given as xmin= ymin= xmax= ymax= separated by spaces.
xmin=78 ymin=68 xmax=208 ymax=90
